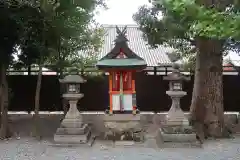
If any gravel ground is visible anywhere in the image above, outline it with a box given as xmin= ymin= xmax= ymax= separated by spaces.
xmin=0 ymin=137 xmax=240 ymax=160
xmin=3 ymin=114 xmax=240 ymax=160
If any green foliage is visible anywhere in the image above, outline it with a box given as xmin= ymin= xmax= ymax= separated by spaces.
xmin=147 ymin=0 xmax=240 ymax=39
xmin=45 ymin=25 xmax=104 ymax=75
xmin=35 ymin=0 xmax=105 ymax=74
xmin=1 ymin=0 xmax=105 ymax=71
xmin=160 ymin=0 xmax=240 ymax=39
xmin=134 ymin=0 xmax=240 ymax=69
xmin=0 ymin=1 xmax=21 ymax=65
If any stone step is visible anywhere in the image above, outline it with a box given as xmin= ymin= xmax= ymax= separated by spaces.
xmin=114 ymin=141 xmax=135 ymax=146
xmin=54 ymin=130 xmax=91 ymax=144
xmin=159 ymin=142 xmax=202 ymax=148
xmin=56 ymin=124 xmax=89 ymax=134
xmin=56 ymin=126 xmax=88 ymax=135
xmin=51 ymin=135 xmax=96 ymax=148
xmin=160 ymin=133 xmax=197 ymax=142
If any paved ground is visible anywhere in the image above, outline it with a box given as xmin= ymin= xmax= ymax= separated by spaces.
xmin=0 ymin=137 xmax=240 ymax=160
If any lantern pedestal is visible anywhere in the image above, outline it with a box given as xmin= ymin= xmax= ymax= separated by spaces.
xmin=164 ymin=91 xmax=189 ymax=126
xmin=158 ymin=91 xmax=199 ymax=147
xmin=54 ymin=94 xmax=91 ymax=144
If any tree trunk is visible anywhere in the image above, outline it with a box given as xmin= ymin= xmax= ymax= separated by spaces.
xmin=27 ymin=64 xmax=32 ymax=114
xmin=0 ymin=64 xmax=11 ymax=139
xmin=60 ymin=82 xmax=68 ymax=116
xmin=58 ymin=50 xmax=68 ymax=116
xmin=57 ymin=40 xmax=68 ymax=116
xmin=27 ymin=65 xmax=31 ymax=75
xmin=190 ymin=37 xmax=225 ymax=139
xmin=32 ymin=63 xmax=43 ymax=140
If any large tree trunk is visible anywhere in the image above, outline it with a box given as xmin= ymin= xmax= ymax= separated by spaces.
xmin=57 ymin=39 xmax=68 ymax=116
xmin=0 ymin=64 xmax=11 ymax=139
xmin=60 ymin=82 xmax=68 ymax=116
xmin=32 ymin=63 xmax=43 ymax=140
xmin=190 ymin=37 xmax=225 ymax=140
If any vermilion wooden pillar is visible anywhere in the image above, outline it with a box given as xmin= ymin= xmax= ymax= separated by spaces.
xmin=132 ymin=78 xmax=136 ymax=111
xmin=109 ymin=72 xmax=113 ymax=112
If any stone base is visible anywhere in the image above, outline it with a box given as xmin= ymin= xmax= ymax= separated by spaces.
xmin=164 ymin=119 xmax=189 ymax=126
xmin=103 ymin=114 xmax=142 ymax=142
xmin=114 ymin=141 xmax=135 ymax=146
xmin=104 ymin=114 xmax=141 ymax=133
xmin=104 ymin=114 xmax=141 ymax=121
xmin=54 ymin=129 xmax=91 ymax=144
xmin=158 ymin=141 xmax=201 ymax=148
xmin=160 ymin=132 xmax=196 ymax=142
xmin=56 ymin=124 xmax=89 ymax=135
xmin=54 ymin=121 xmax=91 ymax=144
xmin=158 ymin=126 xmax=201 ymax=148
xmin=60 ymin=119 xmax=84 ymax=128
xmin=161 ymin=125 xmax=195 ymax=134
xmin=51 ymin=134 xmax=96 ymax=147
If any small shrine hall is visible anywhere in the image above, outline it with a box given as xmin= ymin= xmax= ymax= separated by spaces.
xmin=96 ymin=26 xmax=147 ymax=114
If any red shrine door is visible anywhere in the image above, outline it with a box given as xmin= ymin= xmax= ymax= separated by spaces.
xmin=111 ymin=71 xmax=133 ymax=111
xmin=112 ymin=72 xmax=132 ymax=91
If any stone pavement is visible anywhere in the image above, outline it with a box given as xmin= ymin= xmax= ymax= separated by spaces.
xmin=0 ymin=137 xmax=240 ymax=160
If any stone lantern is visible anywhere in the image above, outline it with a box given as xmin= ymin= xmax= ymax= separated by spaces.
xmin=158 ymin=64 xmax=198 ymax=146
xmin=54 ymin=75 xmax=91 ymax=144
xmin=163 ymin=64 xmax=190 ymax=126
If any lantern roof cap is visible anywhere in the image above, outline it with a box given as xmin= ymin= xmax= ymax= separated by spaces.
xmin=59 ymin=75 xmax=86 ymax=83
xmin=163 ymin=63 xmax=190 ymax=81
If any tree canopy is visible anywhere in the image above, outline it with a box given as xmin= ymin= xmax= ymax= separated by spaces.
xmin=134 ymin=0 xmax=240 ymax=70
xmin=0 ymin=0 xmax=105 ymax=71
xmin=0 ymin=1 xmax=21 ymax=66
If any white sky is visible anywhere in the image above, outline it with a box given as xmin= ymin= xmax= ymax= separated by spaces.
xmin=95 ymin=0 xmax=149 ymax=25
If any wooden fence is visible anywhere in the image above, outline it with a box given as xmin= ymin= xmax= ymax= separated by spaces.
xmin=6 ymin=73 xmax=240 ymax=111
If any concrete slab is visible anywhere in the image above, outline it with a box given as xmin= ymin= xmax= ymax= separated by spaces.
xmin=114 ymin=141 xmax=135 ymax=146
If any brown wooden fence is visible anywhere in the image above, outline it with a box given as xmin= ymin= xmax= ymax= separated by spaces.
xmin=6 ymin=73 xmax=240 ymax=111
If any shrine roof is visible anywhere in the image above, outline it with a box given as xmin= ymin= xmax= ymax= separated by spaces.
xmin=79 ymin=25 xmax=173 ymax=66
xmin=96 ymin=26 xmax=147 ymax=69
xmin=97 ymin=59 xmax=147 ymax=69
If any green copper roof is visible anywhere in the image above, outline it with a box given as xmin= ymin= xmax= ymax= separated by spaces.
xmin=97 ymin=58 xmax=147 ymax=68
